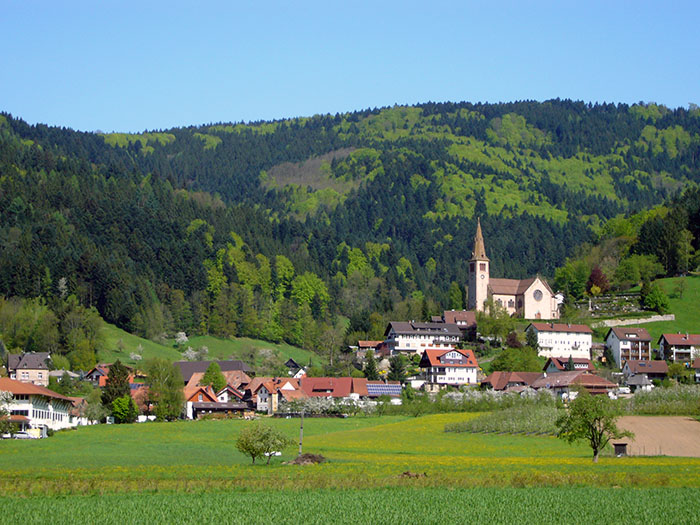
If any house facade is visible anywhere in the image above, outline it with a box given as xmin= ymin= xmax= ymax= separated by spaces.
xmin=622 ymin=360 xmax=668 ymax=382
xmin=468 ymin=219 xmax=559 ymax=319
xmin=604 ymin=327 xmax=652 ymax=368
xmin=658 ymin=333 xmax=700 ymax=363
xmin=526 ymin=323 xmax=592 ymax=359
xmin=0 ymin=377 xmax=74 ymax=433
xmin=383 ymin=321 xmax=462 ymax=356
xmin=419 ymin=348 xmax=478 ymax=386
xmin=7 ymin=353 xmax=51 ymax=387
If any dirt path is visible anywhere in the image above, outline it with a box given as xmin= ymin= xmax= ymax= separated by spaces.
xmin=618 ymin=416 xmax=700 ymax=457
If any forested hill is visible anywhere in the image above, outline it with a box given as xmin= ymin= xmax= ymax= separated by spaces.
xmin=1 ymin=100 xmax=699 ymax=359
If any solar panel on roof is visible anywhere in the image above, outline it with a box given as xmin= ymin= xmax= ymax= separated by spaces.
xmin=366 ymin=384 xmax=402 ymax=396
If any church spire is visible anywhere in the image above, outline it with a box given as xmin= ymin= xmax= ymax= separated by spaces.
xmin=471 ymin=218 xmax=489 ymax=261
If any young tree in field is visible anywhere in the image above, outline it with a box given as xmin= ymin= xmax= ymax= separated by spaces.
xmin=201 ymin=361 xmax=227 ymax=393
xmin=556 ymin=389 xmax=633 ymax=462
xmin=235 ymin=422 xmax=294 ymax=464
xmin=101 ymin=360 xmax=131 ymax=407
xmin=145 ymin=358 xmax=185 ymax=421
xmin=363 ymin=350 xmax=380 ymax=380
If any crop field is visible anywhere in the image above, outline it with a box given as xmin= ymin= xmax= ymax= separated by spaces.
xmin=2 ymin=487 xmax=700 ymax=524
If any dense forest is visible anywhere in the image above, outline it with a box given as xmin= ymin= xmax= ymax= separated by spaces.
xmin=1 ymin=100 xmax=699 ymax=367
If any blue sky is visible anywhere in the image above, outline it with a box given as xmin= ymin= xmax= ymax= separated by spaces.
xmin=1 ymin=1 xmax=698 ymax=133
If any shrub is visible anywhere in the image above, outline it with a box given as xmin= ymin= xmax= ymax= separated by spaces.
xmin=236 ymin=422 xmax=294 ymax=464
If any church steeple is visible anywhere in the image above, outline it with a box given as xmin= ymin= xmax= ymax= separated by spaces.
xmin=470 ymin=218 xmax=489 ymax=261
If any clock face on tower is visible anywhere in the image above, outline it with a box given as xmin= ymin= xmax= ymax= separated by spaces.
xmin=480 ymin=274 xmax=485 ymax=279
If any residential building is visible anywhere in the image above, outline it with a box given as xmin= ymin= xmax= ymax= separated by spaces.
xmin=383 ymin=321 xmax=462 ymax=357
xmin=543 ymin=357 xmax=595 ymax=374
xmin=692 ymin=358 xmax=700 ymax=383
xmin=604 ymin=327 xmax=652 ymax=368
xmin=434 ymin=310 xmax=478 ymax=340
xmin=419 ymin=348 xmax=478 ymax=386
xmin=531 ymin=371 xmax=616 ymax=397
xmin=85 ymin=363 xmax=136 ymax=387
xmin=468 ymin=219 xmax=559 ymax=319
xmin=481 ymin=371 xmax=542 ymax=391
xmin=526 ymin=323 xmax=593 ymax=359
xmin=658 ymin=333 xmax=700 ymax=363
xmin=622 ymin=360 xmax=668 ymax=382
xmin=0 ymin=377 xmax=74 ymax=433
xmin=7 ymin=353 xmax=51 ymax=387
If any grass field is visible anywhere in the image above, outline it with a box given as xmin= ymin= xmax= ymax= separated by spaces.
xmin=99 ymin=323 xmax=316 ymax=368
xmin=1 ymin=414 xmax=699 ymax=496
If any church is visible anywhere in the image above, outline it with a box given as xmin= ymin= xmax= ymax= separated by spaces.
xmin=467 ymin=219 xmax=559 ymax=320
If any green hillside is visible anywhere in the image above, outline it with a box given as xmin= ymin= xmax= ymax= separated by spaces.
xmin=637 ymin=275 xmax=700 ymax=344
xmin=99 ymin=322 xmax=315 ymax=370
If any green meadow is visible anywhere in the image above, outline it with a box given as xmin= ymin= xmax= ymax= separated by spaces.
xmin=2 ymin=414 xmax=699 ymax=523
xmin=638 ymin=275 xmax=700 ymax=343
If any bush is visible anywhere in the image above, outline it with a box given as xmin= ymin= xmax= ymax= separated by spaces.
xmin=236 ymin=422 xmax=294 ymax=464
xmin=624 ymin=385 xmax=700 ymax=415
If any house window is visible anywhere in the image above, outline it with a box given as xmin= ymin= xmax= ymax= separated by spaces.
xmin=21 ymin=372 xmax=29 ymax=380
xmin=198 ymin=394 xmax=203 ymax=402
xmin=508 ymin=299 xmax=514 ymax=308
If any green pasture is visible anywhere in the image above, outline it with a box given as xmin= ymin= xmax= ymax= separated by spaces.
xmin=2 ymin=487 xmax=699 ymax=525
xmin=639 ymin=275 xmax=700 ymax=343
xmin=1 ymin=414 xmax=698 ymax=496
xmin=99 ymin=322 xmax=316 ymax=368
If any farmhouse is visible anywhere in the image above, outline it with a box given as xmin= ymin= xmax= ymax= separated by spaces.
xmin=604 ymin=327 xmax=652 ymax=368
xmin=0 ymin=377 xmax=74 ymax=434
xmin=419 ymin=348 xmax=478 ymax=387
xmin=531 ymin=371 xmax=616 ymax=398
xmin=622 ymin=360 xmax=668 ymax=383
xmin=468 ymin=219 xmax=559 ymax=319
xmin=526 ymin=322 xmax=592 ymax=359
xmin=6 ymin=352 xmax=51 ymax=387
xmin=658 ymin=333 xmax=700 ymax=363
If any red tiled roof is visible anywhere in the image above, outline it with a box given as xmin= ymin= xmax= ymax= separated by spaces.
xmin=624 ymin=360 xmax=668 ymax=375
xmin=659 ymin=333 xmax=700 ymax=346
xmin=489 ymin=277 xmax=538 ymax=295
xmin=530 ymin=322 xmax=592 ymax=334
xmin=0 ymin=377 xmax=72 ymax=401
xmin=358 ymin=341 xmax=383 ymax=348
xmin=442 ymin=310 xmax=477 ymax=326
xmin=184 ymin=385 xmax=217 ymax=403
xmin=607 ymin=327 xmax=651 ymax=341
xmin=482 ymin=371 xmax=542 ymax=390
xmin=421 ymin=348 xmax=478 ymax=368
xmin=299 ymin=377 xmax=353 ymax=398
xmin=531 ymin=371 xmax=616 ymax=390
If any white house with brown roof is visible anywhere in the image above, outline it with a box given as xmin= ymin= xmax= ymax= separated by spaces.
xmin=526 ymin=323 xmax=592 ymax=359
xmin=604 ymin=327 xmax=652 ymax=368
xmin=658 ymin=333 xmax=700 ymax=363
xmin=383 ymin=321 xmax=462 ymax=356
xmin=0 ymin=377 xmax=74 ymax=434
xmin=419 ymin=348 xmax=478 ymax=386
xmin=467 ymin=219 xmax=559 ymax=319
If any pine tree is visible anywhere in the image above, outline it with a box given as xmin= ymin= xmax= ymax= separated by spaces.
xmin=567 ymin=354 xmax=575 ymax=371
xmin=363 ymin=350 xmax=379 ymax=380
xmin=101 ymin=360 xmax=131 ymax=407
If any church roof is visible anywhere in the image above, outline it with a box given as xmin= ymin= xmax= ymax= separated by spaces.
xmin=488 ymin=277 xmax=537 ymax=295
xmin=470 ymin=218 xmax=489 ymax=261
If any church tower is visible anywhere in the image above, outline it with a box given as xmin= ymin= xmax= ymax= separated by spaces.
xmin=467 ymin=218 xmax=489 ymax=311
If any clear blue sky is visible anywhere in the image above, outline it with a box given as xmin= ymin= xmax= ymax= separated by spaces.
xmin=2 ymin=1 xmax=698 ymax=133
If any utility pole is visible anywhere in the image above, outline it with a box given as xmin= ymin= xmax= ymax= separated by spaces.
xmin=298 ymin=409 xmax=304 ymax=457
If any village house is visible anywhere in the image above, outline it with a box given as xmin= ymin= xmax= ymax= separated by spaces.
xmin=183 ymin=372 xmax=251 ymax=419
xmin=692 ymin=358 xmax=700 ymax=383
xmin=7 ymin=352 xmax=51 ymax=387
xmin=432 ymin=310 xmax=478 ymax=340
xmin=383 ymin=321 xmax=462 ymax=357
xmin=526 ymin=323 xmax=593 ymax=360
xmin=543 ymin=356 xmax=595 ymax=374
xmin=604 ymin=327 xmax=652 ymax=368
xmin=658 ymin=333 xmax=700 ymax=363
xmin=85 ymin=363 xmax=137 ymax=388
xmin=530 ymin=371 xmax=616 ymax=398
xmin=0 ymin=377 xmax=75 ymax=435
xmin=468 ymin=219 xmax=559 ymax=319
xmin=419 ymin=348 xmax=479 ymax=387
xmin=622 ymin=360 xmax=668 ymax=383
xmin=481 ymin=371 xmax=542 ymax=392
